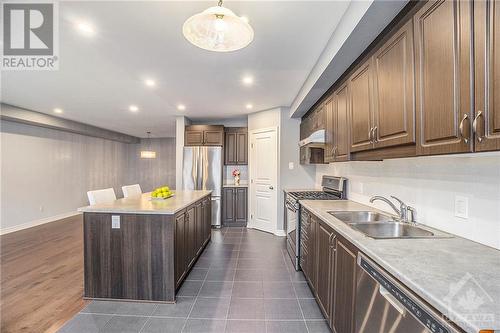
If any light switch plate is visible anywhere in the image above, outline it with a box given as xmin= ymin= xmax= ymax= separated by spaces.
xmin=111 ymin=215 xmax=121 ymax=229
xmin=454 ymin=195 xmax=469 ymax=219
xmin=288 ymin=162 xmax=294 ymax=170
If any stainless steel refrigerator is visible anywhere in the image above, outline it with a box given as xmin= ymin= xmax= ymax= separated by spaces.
xmin=182 ymin=146 xmax=222 ymax=227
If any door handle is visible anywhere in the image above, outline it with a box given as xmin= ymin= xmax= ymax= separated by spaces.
xmin=472 ymin=111 xmax=485 ymax=143
xmin=379 ymin=286 xmax=406 ymax=316
xmin=459 ymin=114 xmax=470 ymax=143
xmin=269 ymin=186 xmax=274 ymax=190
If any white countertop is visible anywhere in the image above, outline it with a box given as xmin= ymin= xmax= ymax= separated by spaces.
xmin=300 ymin=200 xmax=500 ymax=333
xmin=78 ymin=190 xmax=212 ymax=215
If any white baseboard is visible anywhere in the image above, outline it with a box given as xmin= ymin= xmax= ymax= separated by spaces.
xmin=0 ymin=211 xmax=81 ymax=235
xmin=274 ymin=229 xmax=286 ymax=237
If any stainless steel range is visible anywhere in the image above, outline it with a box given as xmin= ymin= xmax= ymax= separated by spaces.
xmin=285 ymin=175 xmax=347 ymax=271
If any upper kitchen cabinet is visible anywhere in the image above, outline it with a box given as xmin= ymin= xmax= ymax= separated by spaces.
xmin=349 ymin=60 xmax=374 ymax=152
xmin=474 ymin=0 xmax=500 ymax=151
xmin=185 ymin=125 xmax=224 ymax=146
xmin=325 ymin=83 xmax=350 ymax=163
xmin=414 ymin=0 xmax=473 ymax=155
xmin=372 ymin=19 xmax=416 ymax=149
xmin=225 ymin=127 xmax=248 ymax=165
xmin=300 ymin=103 xmax=326 ymax=140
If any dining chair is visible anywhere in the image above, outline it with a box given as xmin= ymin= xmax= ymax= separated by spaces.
xmin=87 ymin=188 xmax=117 ymax=205
xmin=122 ymin=184 xmax=142 ymax=198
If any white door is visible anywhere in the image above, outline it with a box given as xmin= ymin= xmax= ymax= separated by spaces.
xmin=249 ymin=127 xmax=278 ymax=234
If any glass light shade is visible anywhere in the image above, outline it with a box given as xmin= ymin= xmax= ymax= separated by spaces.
xmin=183 ymin=5 xmax=254 ymax=52
xmin=140 ymin=150 xmax=157 ymax=159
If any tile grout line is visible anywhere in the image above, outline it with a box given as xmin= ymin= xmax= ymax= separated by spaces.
xmin=281 ymin=245 xmax=311 ymax=333
xmin=223 ymin=229 xmax=241 ymax=332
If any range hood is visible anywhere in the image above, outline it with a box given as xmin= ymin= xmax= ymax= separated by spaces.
xmin=299 ymin=129 xmax=326 ymax=165
xmin=299 ymin=129 xmax=325 ymax=147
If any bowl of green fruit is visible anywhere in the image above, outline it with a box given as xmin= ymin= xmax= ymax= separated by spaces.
xmin=151 ymin=186 xmax=174 ymax=200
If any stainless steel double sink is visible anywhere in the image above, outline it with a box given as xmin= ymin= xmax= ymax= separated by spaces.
xmin=327 ymin=211 xmax=441 ymax=239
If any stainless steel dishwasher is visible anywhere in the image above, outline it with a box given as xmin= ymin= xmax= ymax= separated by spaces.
xmin=355 ymin=253 xmax=460 ymax=333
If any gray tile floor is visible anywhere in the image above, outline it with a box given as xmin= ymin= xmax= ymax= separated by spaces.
xmin=59 ymin=227 xmax=330 ymax=333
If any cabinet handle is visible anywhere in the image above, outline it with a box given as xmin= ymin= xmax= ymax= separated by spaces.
xmin=328 ymin=233 xmax=337 ymax=249
xmin=472 ymin=111 xmax=485 ymax=143
xmin=459 ymin=114 xmax=470 ymax=143
xmin=373 ymin=126 xmax=378 ymax=143
xmin=369 ymin=127 xmax=374 ymax=143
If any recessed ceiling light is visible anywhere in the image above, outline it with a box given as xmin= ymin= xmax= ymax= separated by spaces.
xmin=144 ymin=79 xmax=156 ymax=87
xmin=53 ymin=108 xmax=63 ymax=114
xmin=177 ymin=104 xmax=186 ymax=111
xmin=242 ymin=76 xmax=254 ymax=86
xmin=245 ymin=104 xmax=253 ymax=110
xmin=129 ymin=105 xmax=139 ymax=112
xmin=76 ymin=21 xmax=95 ymax=37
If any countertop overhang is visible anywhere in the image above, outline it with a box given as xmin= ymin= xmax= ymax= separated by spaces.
xmin=78 ymin=190 xmax=212 ymax=215
xmin=300 ymin=199 xmax=500 ymax=333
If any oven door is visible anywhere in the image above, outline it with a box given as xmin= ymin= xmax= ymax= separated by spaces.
xmin=285 ymin=196 xmax=300 ymax=270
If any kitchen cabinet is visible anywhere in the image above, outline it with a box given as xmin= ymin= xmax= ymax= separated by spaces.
xmin=174 ymin=197 xmax=212 ymax=289
xmin=474 ymin=0 xmax=500 ymax=151
xmin=326 ymin=82 xmax=351 ymax=162
xmin=225 ymin=128 xmax=248 ymax=165
xmin=300 ymin=104 xmax=326 ymax=140
xmin=301 ymin=208 xmax=358 ymax=333
xmin=414 ymin=0 xmax=473 ymax=155
xmin=185 ymin=125 xmax=224 ymax=146
xmin=372 ymin=19 xmax=415 ymax=149
xmin=222 ymin=187 xmax=247 ymax=227
xmin=349 ymin=60 xmax=375 ymax=152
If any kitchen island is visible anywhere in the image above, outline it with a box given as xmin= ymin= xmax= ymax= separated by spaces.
xmin=78 ymin=190 xmax=212 ymax=303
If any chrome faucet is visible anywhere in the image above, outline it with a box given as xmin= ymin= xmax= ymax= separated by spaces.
xmin=369 ymin=195 xmax=416 ymax=223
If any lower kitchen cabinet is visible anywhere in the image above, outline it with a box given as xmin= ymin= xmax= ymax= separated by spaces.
xmin=301 ymin=208 xmax=358 ymax=333
xmin=174 ymin=196 xmax=212 ymax=289
xmin=222 ymin=187 xmax=247 ymax=227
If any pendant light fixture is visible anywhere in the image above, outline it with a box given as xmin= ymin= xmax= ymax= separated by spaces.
xmin=140 ymin=132 xmax=157 ymax=159
xmin=182 ymin=0 xmax=254 ymax=52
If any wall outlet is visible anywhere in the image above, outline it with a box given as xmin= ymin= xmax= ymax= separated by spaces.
xmin=111 ymin=215 xmax=121 ymax=229
xmin=39 ymin=205 xmax=44 ymax=212
xmin=454 ymin=195 xmax=469 ymax=219
xmin=288 ymin=162 xmax=294 ymax=170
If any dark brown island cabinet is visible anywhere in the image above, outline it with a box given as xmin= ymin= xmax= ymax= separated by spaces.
xmin=222 ymin=187 xmax=247 ymax=227
xmin=81 ymin=191 xmax=212 ymax=303
xmin=185 ymin=125 xmax=224 ymax=146
xmin=224 ymin=127 xmax=248 ymax=165
xmin=301 ymin=0 xmax=500 ymax=162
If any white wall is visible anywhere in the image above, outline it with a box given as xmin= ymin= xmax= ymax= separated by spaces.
xmin=315 ymin=153 xmax=500 ymax=250
xmin=175 ymin=116 xmax=190 ymax=190
xmin=0 ymin=121 xmax=176 ymax=234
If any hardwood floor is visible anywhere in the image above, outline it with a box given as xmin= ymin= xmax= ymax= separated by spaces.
xmin=1 ymin=215 xmax=88 ymax=333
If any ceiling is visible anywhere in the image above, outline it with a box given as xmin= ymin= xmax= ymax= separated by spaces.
xmin=1 ymin=1 xmax=350 ymax=137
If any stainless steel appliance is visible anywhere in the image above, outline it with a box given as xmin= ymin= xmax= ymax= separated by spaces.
xmin=355 ymin=253 xmax=460 ymax=333
xmin=285 ymin=175 xmax=347 ymax=270
xmin=183 ymin=146 xmax=222 ymax=227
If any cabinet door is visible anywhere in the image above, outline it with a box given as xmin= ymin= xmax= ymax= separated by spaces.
xmin=333 ymin=240 xmax=357 ymax=333
xmin=186 ymin=206 xmax=196 ymax=269
xmin=204 ymin=130 xmax=224 ymax=146
xmin=474 ymin=0 xmax=500 ymax=151
xmin=324 ymin=96 xmax=335 ymax=163
xmin=373 ymin=19 xmax=416 ymax=149
xmin=415 ymin=0 xmax=473 ymax=155
xmin=315 ymin=222 xmax=334 ymax=318
xmin=334 ymin=83 xmax=350 ymax=161
xmin=222 ymin=188 xmax=235 ymax=226
xmin=195 ymin=202 xmax=203 ymax=254
xmin=234 ymin=188 xmax=247 ymax=225
xmin=174 ymin=212 xmax=186 ymax=287
xmin=236 ymin=132 xmax=248 ymax=164
xmin=202 ymin=197 xmax=212 ymax=244
xmin=225 ymin=132 xmax=237 ymax=164
xmin=349 ymin=60 xmax=375 ymax=152
xmin=185 ymin=131 xmax=204 ymax=146
xmin=300 ymin=210 xmax=312 ymax=287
